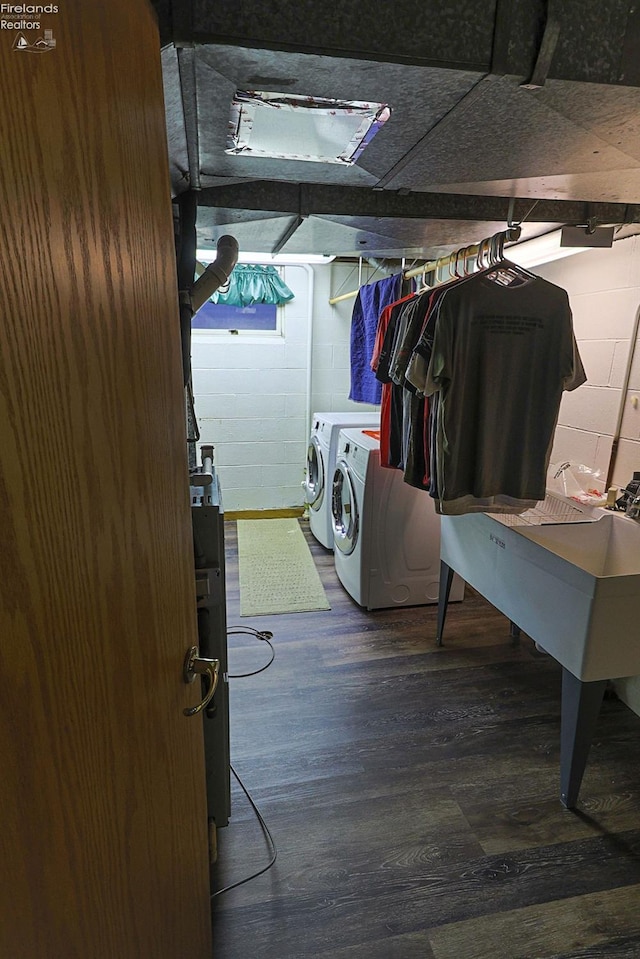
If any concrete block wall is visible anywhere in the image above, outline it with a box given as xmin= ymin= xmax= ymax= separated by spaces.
xmin=191 ymin=261 xmax=379 ymax=511
xmin=192 ymin=264 xmax=311 ymax=510
xmin=536 ymin=235 xmax=640 ymax=718
xmin=310 ymin=261 xmax=380 ymax=416
xmin=536 ymin=235 xmax=640 ymax=488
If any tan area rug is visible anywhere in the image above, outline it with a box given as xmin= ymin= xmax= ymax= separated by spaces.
xmin=237 ymin=518 xmax=330 ymax=616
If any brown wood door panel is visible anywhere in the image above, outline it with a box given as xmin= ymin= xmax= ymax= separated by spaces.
xmin=0 ymin=3 xmax=212 ymax=957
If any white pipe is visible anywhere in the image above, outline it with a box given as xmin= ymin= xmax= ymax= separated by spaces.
xmin=191 ymin=235 xmax=239 ymax=313
xmin=607 ymin=298 xmax=640 ymax=485
xmin=300 ymin=263 xmax=315 ymax=457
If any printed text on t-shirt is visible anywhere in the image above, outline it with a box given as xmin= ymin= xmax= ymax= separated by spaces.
xmin=472 ymin=315 xmax=545 ymax=335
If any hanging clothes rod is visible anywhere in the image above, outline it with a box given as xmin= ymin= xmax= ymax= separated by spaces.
xmin=327 ymin=226 xmax=522 ymax=305
xmin=329 ymin=288 xmax=365 ymax=305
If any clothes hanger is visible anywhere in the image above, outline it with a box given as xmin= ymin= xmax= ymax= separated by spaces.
xmin=498 ymin=258 xmax=537 ymax=281
xmin=436 ymin=256 xmax=449 ymax=285
xmin=480 ymin=237 xmax=494 ymax=269
xmin=484 ymin=230 xmax=537 ymax=286
xmin=475 ymin=237 xmax=489 ymax=271
xmin=415 ymin=260 xmax=434 ymax=293
xmin=446 ymin=253 xmax=456 ymax=281
xmin=466 ymin=244 xmax=481 ymax=275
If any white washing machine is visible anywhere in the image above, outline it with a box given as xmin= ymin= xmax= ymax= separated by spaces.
xmin=306 ymin=411 xmax=380 ymax=549
xmin=331 ymin=427 xmax=465 ymax=610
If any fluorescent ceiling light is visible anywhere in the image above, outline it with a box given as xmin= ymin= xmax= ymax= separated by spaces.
xmin=507 ymin=229 xmax=591 ymax=268
xmin=197 ymin=249 xmax=335 ymax=265
xmin=225 ymin=91 xmax=390 ymax=165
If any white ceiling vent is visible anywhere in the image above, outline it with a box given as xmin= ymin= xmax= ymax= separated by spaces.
xmin=225 ymin=91 xmax=390 ymax=165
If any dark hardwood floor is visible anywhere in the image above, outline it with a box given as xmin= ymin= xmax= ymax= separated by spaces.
xmin=211 ymin=519 xmax=640 ymax=959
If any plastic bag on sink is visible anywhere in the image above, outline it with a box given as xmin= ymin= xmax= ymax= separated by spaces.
xmin=547 ymin=462 xmax=606 ymax=506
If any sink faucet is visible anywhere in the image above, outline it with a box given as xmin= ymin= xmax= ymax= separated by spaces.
xmin=626 ymin=494 xmax=640 ymax=521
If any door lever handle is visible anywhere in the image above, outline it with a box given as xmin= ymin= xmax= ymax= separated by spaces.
xmin=183 ymin=646 xmax=220 ymax=717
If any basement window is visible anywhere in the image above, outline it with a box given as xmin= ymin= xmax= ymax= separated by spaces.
xmin=225 ymin=91 xmax=390 ymax=165
xmin=192 ymin=301 xmax=280 ymax=333
xmin=191 ymin=263 xmax=293 ymax=335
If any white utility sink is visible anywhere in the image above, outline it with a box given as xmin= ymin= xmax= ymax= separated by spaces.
xmin=517 ymin=515 xmax=640 ymax=578
xmin=440 ymin=511 xmax=640 ymax=682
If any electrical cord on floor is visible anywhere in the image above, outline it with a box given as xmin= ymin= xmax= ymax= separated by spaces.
xmin=210 ymin=763 xmax=278 ymax=898
xmin=210 ymin=625 xmax=278 ymax=898
xmin=226 ymin=626 xmax=275 ymax=677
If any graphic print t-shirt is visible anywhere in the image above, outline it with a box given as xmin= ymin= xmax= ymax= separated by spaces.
xmin=423 ymin=273 xmax=586 ymax=514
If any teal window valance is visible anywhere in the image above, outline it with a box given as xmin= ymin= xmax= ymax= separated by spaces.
xmin=211 ymin=264 xmax=295 ymax=307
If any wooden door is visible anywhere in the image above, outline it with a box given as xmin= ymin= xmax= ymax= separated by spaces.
xmin=0 ymin=3 xmax=212 ymax=957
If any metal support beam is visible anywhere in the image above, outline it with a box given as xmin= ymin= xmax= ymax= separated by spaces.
xmin=197 ymin=181 xmax=640 ymax=227
xmin=165 ymin=0 xmax=640 ymax=88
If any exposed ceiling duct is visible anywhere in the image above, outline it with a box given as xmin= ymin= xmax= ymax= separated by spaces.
xmin=156 ymin=0 xmax=640 ymax=260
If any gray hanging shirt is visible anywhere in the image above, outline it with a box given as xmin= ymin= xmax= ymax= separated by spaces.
xmin=423 ymin=272 xmax=586 ymax=515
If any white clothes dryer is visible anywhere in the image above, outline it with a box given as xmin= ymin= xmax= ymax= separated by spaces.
xmin=331 ymin=428 xmax=465 ymax=610
xmin=306 ymin=411 xmax=380 ymax=549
